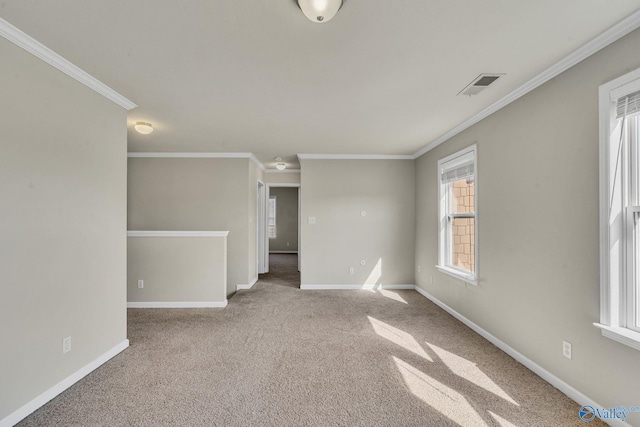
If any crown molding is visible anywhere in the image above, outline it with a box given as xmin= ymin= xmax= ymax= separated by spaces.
xmin=413 ymin=8 xmax=640 ymax=158
xmin=127 ymin=151 xmax=267 ymax=170
xmin=0 ymin=17 xmax=136 ymax=111
xmin=248 ymin=154 xmax=266 ymax=172
xmin=127 ymin=230 xmax=229 ymax=237
xmin=264 ymin=169 xmax=301 ymax=174
xmin=128 ymin=152 xmax=252 ymax=158
xmin=297 ymin=154 xmax=414 ymax=160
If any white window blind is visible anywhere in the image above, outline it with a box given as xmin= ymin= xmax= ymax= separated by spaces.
xmin=441 ymin=162 xmax=475 ymax=183
xmin=268 ymin=197 xmax=276 ymax=239
xmin=616 ymin=89 xmax=640 ymax=118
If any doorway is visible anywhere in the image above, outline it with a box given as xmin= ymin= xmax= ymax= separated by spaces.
xmin=266 ymin=184 xmax=300 ymax=272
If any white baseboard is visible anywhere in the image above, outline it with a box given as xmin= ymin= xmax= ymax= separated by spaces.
xmin=413 ymin=286 xmax=630 ymax=427
xmin=269 ymin=251 xmax=298 ymax=254
xmin=300 ymin=284 xmax=415 ymax=290
xmin=0 ymin=339 xmax=129 ymax=427
xmin=127 ymin=301 xmax=228 ymax=308
xmin=237 ymin=276 xmax=258 ymax=290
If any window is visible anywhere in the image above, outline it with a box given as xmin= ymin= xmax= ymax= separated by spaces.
xmin=437 ymin=144 xmax=478 ymax=284
xmin=598 ymin=67 xmax=640 ymax=350
xmin=268 ymin=196 xmax=277 ymax=239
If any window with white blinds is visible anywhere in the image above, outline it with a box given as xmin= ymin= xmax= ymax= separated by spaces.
xmin=268 ymin=196 xmax=276 ymax=239
xmin=437 ymin=145 xmax=478 ymax=285
xmin=616 ymin=89 xmax=640 ymax=118
xmin=598 ymin=67 xmax=640 ymax=351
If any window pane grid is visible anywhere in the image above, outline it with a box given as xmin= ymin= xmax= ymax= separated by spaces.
xmin=444 ymin=174 xmax=476 ymax=276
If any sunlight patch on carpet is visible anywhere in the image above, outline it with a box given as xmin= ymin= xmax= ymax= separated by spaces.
xmin=488 ymin=410 xmax=519 ymax=427
xmin=394 ymin=356 xmax=488 ymax=427
xmin=368 ymin=316 xmax=432 ymax=361
xmin=378 ymin=289 xmax=408 ymax=304
xmin=426 ymin=343 xmax=518 ymax=405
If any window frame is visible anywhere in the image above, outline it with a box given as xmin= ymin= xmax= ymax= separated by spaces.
xmin=436 ymin=144 xmax=478 ymax=285
xmin=597 ymin=67 xmax=640 ymax=351
xmin=268 ymin=196 xmax=277 ymax=239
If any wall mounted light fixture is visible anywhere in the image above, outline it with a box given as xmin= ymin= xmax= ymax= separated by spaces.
xmin=297 ymin=0 xmax=343 ymax=23
xmin=134 ymin=122 xmax=153 ymax=135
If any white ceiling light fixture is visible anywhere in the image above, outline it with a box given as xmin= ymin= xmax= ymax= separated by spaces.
xmin=297 ymin=0 xmax=343 ymax=23
xmin=276 ymin=163 xmax=286 ymax=171
xmin=134 ymin=121 xmax=153 ymax=135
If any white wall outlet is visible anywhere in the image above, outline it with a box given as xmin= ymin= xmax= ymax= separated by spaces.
xmin=63 ymin=336 xmax=71 ymax=354
xmin=308 ymin=216 xmax=316 ymax=224
xmin=349 ymin=267 xmax=354 ymax=275
xmin=138 ymin=279 xmax=144 ymax=289
xmin=360 ymin=259 xmax=366 ymax=266
xmin=417 ymin=265 xmax=421 ymax=273
xmin=562 ymin=341 xmax=572 ymax=359
xmin=286 ymin=242 xmax=290 ymax=246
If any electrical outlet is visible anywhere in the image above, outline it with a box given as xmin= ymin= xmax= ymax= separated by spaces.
xmin=63 ymin=336 xmax=71 ymax=354
xmin=308 ymin=217 xmax=316 ymax=224
xmin=562 ymin=341 xmax=572 ymax=359
xmin=417 ymin=265 xmax=421 ymax=273
xmin=138 ymin=279 xmax=144 ymax=289
xmin=349 ymin=267 xmax=354 ymax=275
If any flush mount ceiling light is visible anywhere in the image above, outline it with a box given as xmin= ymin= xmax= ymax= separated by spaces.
xmin=297 ymin=0 xmax=343 ymax=23
xmin=134 ymin=122 xmax=153 ymax=135
xmin=276 ymin=163 xmax=287 ymax=171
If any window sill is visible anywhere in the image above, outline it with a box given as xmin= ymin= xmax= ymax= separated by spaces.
xmin=594 ymin=323 xmax=640 ymax=352
xmin=436 ymin=265 xmax=478 ymax=286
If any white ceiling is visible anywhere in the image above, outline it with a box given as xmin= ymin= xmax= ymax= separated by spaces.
xmin=2 ymin=1 xmax=640 ymax=169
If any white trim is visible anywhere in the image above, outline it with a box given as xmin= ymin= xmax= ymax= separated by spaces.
xmin=237 ymin=276 xmax=259 ymax=290
xmin=413 ymin=9 xmax=640 ymax=159
xmin=300 ymin=284 xmax=415 ymax=290
xmin=435 ymin=265 xmax=479 ymax=286
xmin=265 ymin=169 xmax=301 ymax=174
xmin=127 ymin=301 xmax=228 ymax=308
xmin=598 ymin=67 xmax=640 ymax=350
xmin=249 ymin=154 xmax=266 ymax=172
xmin=268 ymin=183 xmax=301 ymax=188
xmin=594 ymin=324 xmax=640 ymax=352
xmin=127 ymin=152 xmax=254 ymax=159
xmin=127 ymin=230 xmax=229 ymax=237
xmin=269 ymin=251 xmax=298 ymax=254
xmin=0 ymin=340 xmax=129 ymax=427
xmin=413 ymin=287 xmax=632 ymax=427
xmin=438 ymin=144 xmax=478 ymax=284
xmin=126 ymin=152 xmax=267 ymax=171
xmin=0 ymin=18 xmax=136 ymax=111
xmin=297 ymin=154 xmax=414 ymax=160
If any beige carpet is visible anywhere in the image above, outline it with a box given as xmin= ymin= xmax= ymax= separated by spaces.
xmin=18 ymin=254 xmax=601 ymax=426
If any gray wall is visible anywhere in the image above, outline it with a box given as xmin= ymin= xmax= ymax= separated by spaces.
xmin=269 ymin=187 xmax=299 ymax=252
xmin=127 ymin=236 xmax=227 ymax=304
xmin=0 ymin=38 xmax=128 ymax=420
xmin=300 ymin=160 xmax=415 ymax=286
xmin=265 ymin=172 xmax=300 ymax=185
xmin=415 ymin=28 xmax=640 ymax=411
xmin=127 ymin=158 xmax=251 ymax=295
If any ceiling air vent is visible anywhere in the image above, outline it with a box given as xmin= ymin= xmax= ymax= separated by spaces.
xmin=457 ymin=73 xmax=505 ymax=96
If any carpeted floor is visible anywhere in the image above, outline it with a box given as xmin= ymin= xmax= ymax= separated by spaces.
xmin=18 ymin=254 xmax=602 ymax=426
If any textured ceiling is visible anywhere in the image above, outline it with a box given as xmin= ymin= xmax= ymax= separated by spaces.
xmin=1 ymin=1 xmax=640 ymax=169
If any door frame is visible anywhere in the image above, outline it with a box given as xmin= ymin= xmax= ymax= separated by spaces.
xmin=267 ymin=183 xmax=301 ymax=272
xmin=257 ymin=180 xmax=267 ymax=274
